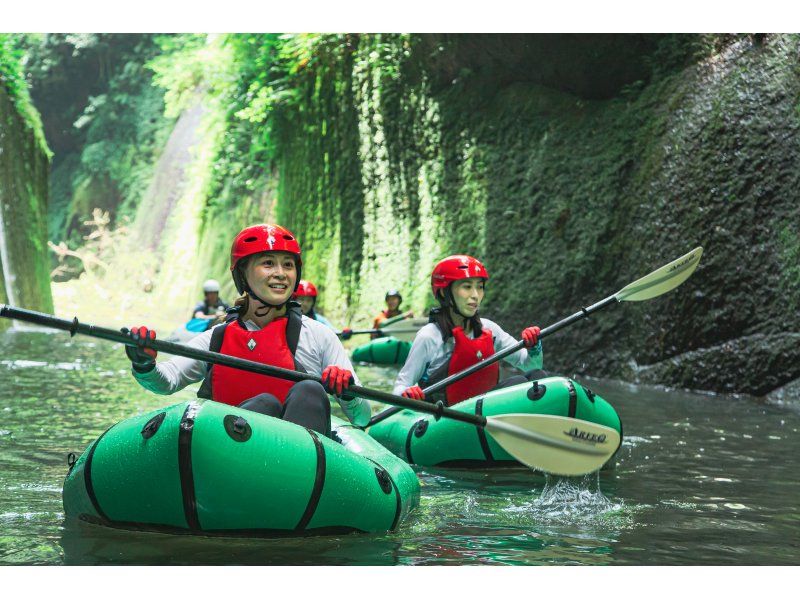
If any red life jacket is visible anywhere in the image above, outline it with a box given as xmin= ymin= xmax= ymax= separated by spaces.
xmin=443 ymin=326 xmax=499 ymax=406
xmin=197 ymin=308 xmax=303 ymax=406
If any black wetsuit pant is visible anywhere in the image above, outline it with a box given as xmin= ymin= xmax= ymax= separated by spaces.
xmin=236 ymin=379 xmax=331 ymax=437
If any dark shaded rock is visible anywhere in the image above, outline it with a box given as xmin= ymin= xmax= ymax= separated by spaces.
xmin=634 ymin=333 xmax=800 ymax=396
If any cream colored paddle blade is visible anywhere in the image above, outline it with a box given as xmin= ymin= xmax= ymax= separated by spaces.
xmin=380 ymin=317 xmax=428 ymax=342
xmin=615 ymin=246 xmax=703 ymax=302
xmin=485 ymin=414 xmax=621 ymax=476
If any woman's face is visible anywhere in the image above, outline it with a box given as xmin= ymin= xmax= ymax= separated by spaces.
xmin=450 ymin=277 xmax=485 ymax=318
xmin=386 ymin=296 xmax=401 ymax=312
xmin=244 ymin=251 xmax=297 ymax=305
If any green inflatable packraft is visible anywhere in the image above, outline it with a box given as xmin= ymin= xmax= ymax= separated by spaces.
xmin=351 ymin=336 xmax=411 ymax=365
xmin=63 ymin=400 xmax=420 ymax=536
xmin=368 ymin=376 xmax=623 ymax=468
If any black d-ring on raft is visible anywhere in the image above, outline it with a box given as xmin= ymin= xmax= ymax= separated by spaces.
xmin=141 ymin=412 xmax=167 ymax=439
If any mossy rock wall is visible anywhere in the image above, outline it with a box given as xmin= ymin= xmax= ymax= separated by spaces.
xmin=256 ymin=33 xmax=800 ymax=396
xmin=0 ymin=86 xmax=54 ymax=328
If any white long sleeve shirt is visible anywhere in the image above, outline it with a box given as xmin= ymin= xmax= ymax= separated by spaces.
xmin=132 ymin=315 xmax=371 ymax=426
xmin=392 ymin=319 xmax=543 ymax=395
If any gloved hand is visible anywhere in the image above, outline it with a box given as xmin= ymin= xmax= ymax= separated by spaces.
xmin=340 ymin=327 xmax=353 ymax=341
xmin=521 ymin=325 xmax=541 ymax=348
xmin=124 ymin=326 xmax=157 ymax=373
xmin=402 ymin=385 xmax=425 ymax=401
xmin=321 ymin=365 xmax=354 ymax=396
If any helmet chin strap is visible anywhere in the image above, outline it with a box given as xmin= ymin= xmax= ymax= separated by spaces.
xmin=443 ymin=287 xmax=477 ymax=322
xmin=244 ymin=283 xmax=290 ymax=313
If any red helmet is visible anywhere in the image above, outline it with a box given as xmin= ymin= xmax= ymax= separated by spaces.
xmin=230 ymin=224 xmax=302 ymax=294
xmin=431 ymin=255 xmax=489 ymax=298
xmin=293 ymin=280 xmax=318 ymax=298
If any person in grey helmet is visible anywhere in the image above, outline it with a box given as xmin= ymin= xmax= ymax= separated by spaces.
xmin=192 ymin=279 xmax=230 ymax=321
xmin=370 ymin=289 xmax=413 ymax=339
xmin=372 ymin=289 xmax=411 ymax=327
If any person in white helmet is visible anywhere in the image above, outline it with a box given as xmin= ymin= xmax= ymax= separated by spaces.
xmin=192 ymin=279 xmax=230 ymax=321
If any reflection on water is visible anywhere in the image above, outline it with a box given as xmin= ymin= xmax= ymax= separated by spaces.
xmin=1 ymin=330 xmax=799 ymax=565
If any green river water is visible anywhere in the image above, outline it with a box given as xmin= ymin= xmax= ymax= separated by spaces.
xmin=1 ymin=329 xmax=798 ymax=565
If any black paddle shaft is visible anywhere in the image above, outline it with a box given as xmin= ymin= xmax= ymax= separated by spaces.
xmin=367 ymin=294 xmax=618 ymax=427
xmin=0 ymin=304 xmax=485 ymax=428
xmin=337 ymin=327 xmax=421 ymax=337
xmin=423 ymin=294 xmax=619 ymax=396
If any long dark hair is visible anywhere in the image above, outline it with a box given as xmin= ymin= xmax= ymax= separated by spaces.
xmin=430 ymin=286 xmax=483 ymax=342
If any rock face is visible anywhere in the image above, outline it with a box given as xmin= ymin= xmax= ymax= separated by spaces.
xmin=250 ymin=33 xmax=799 ymax=397
xmin=0 ymin=84 xmax=54 ymax=328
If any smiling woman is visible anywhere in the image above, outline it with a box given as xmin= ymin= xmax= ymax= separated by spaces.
xmin=122 ymin=224 xmax=372 ymax=437
xmin=393 ymin=255 xmax=545 ymax=407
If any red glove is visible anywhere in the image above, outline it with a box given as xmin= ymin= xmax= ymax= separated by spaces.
xmin=340 ymin=327 xmax=353 ymax=341
xmin=402 ymin=385 xmax=425 ymax=401
xmin=521 ymin=326 xmax=541 ymax=348
xmin=321 ymin=365 xmax=354 ymax=396
xmin=124 ymin=326 xmax=157 ymax=372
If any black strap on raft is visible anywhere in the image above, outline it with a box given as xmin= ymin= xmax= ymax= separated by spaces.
xmin=197 ymin=303 xmax=306 ymax=399
xmin=295 ymin=430 xmax=326 ymax=531
xmin=178 ymin=402 xmax=201 ymax=531
xmin=84 ymin=425 xmax=116 ymax=524
xmin=567 ymin=379 xmax=578 ymax=418
xmin=404 ymin=422 xmax=420 ymax=464
xmin=474 ymin=398 xmax=494 ymax=462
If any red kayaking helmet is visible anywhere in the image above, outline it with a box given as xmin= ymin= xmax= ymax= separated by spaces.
xmin=230 ymin=224 xmax=302 ymax=295
xmin=431 ymin=255 xmax=489 ymax=299
xmin=293 ymin=280 xmax=318 ymax=299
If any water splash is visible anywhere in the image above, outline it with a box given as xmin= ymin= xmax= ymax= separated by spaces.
xmin=502 ymin=472 xmax=625 ymax=529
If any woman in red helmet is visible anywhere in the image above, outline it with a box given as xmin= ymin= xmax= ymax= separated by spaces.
xmin=394 ymin=255 xmax=544 ymax=406
xmin=292 ymin=280 xmax=335 ymax=330
xmin=123 ymin=224 xmax=369 ymax=436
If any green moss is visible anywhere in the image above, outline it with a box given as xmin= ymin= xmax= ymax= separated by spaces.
xmin=184 ymin=33 xmax=800 ymax=394
xmin=0 ymin=34 xmax=50 ymax=159
xmin=0 ymin=84 xmax=54 ymax=328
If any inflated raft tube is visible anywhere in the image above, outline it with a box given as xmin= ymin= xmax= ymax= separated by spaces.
xmin=63 ymin=400 xmax=420 ymax=536
xmin=368 ymin=376 xmax=623 ymax=469
xmin=351 ymin=337 xmax=411 ymax=365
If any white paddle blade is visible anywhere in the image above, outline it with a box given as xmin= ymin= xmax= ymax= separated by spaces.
xmin=615 ymin=246 xmax=703 ymax=302
xmin=485 ymin=414 xmax=621 ymax=476
xmin=380 ymin=318 xmax=428 ymax=342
